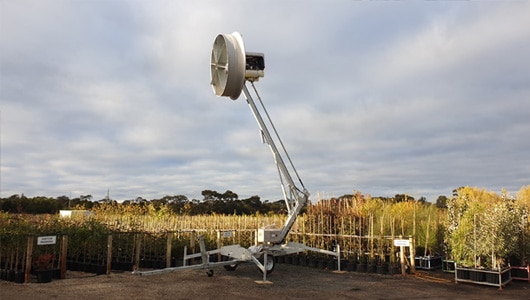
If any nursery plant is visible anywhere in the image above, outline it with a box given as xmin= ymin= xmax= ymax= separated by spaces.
xmin=446 ymin=186 xmax=523 ymax=270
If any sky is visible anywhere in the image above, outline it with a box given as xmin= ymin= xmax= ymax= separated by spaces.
xmin=1 ymin=1 xmax=529 ymax=203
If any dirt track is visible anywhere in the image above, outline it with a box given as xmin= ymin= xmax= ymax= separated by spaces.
xmin=1 ymin=263 xmax=529 ymax=300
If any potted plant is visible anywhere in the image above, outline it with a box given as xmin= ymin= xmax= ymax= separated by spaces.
xmin=414 ymin=207 xmax=443 ymax=270
xmin=387 ymin=216 xmax=400 ymax=275
xmin=346 ymin=255 xmax=357 ymax=272
xmin=511 ymin=186 xmax=530 ymax=282
xmin=447 ymin=187 xmax=520 ymax=289
xmin=33 ymin=253 xmax=54 ymax=283
xmin=356 ymin=253 xmax=367 ymax=273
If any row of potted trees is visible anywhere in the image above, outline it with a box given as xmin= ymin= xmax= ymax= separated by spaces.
xmin=2 ymin=186 xmax=529 ymax=285
xmin=445 ymin=186 xmax=530 ymax=288
xmin=275 ymin=253 xmax=402 ymax=275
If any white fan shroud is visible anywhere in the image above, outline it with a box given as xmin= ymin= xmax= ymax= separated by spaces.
xmin=210 ymin=32 xmax=246 ymax=100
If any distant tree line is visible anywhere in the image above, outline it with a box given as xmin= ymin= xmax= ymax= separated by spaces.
xmin=0 ymin=190 xmax=288 ymax=215
xmin=336 ymin=193 xmax=448 ymax=209
xmin=0 ymin=190 xmax=449 ymax=215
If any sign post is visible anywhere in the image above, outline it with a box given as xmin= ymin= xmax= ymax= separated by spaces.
xmin=37 ymin=235 xmax=57 ymax=246
xmin=394 ymin=238 xmax=410 ymax=276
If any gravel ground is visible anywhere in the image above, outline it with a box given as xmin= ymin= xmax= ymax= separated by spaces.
xmin=1 ymin=263 xmax=529 ymax=300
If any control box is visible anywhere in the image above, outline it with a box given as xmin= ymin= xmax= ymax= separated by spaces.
xmin=257 ymin=228 xmax=282 ymax=244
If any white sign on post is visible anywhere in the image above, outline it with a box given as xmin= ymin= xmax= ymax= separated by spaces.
xmin=222 ymin=231 xmax=232 ymax=238
xmin=393 ymin=239 xmax=410 ymax=247
xmin=37 ymin=235 xmax=57 ymax=245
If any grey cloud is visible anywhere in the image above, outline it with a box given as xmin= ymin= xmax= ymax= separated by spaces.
xmin=1 ymin=1 xmax=528 ymax=202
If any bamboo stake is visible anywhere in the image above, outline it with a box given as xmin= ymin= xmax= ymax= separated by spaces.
xmin=55 ymin=235 xmax=66 ymax=279
xmin=359 ymin=217 xmax=364 ymax=259
xmin=401 ymin=217 xmax=405 ymax=237
xmin=25 ymin=236 xmax=33 ymax=283
xmin=166 ymin=232 xmax=172 ymax=268
xmin=474 ymin=214 xmax=477 ymax=268
xmin=134 ymin=234 xmax=141 ymax=271
xmin=380 ymin=213 xmax=385 ymax=262
xmin=106 ymin=235 xmax=112 ymax=275
xmin=409 ymin=237 xmax=415 ymax=274
xmin=302 ymin=215 xmax=306 ymax=245
xmin=399 ymin=235 xmax=405 ymax=275
xmin=370 ymin=213 xmax=374 ymax=262
xmin=390 ymin=216 xmax=396 ymax=265
xmin=424 ymin=210 xmax=431 ymax=257
xmin=413 ymin=200 xmax=416 ymax=239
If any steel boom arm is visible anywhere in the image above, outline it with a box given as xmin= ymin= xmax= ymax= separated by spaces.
xmin=242 ymin=84 xmax=309 ymax=244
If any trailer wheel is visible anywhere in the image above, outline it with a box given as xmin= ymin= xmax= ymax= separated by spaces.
xmin=206 ymin=269 xmax=214 ymax=277
xmin=259 ymin=255 xmax=275 ymax=275
xmin=223 ymin=263 xmax=238 ymax=271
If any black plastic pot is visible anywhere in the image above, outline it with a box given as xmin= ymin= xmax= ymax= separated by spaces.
xmin=172 ymin=259 xmax=182 ymax=268
xmin=68 ymin=261 xmax=78 ymax=271
xmin=486 ymin=272 xmax=499 ymax=284
xmin=511 ymin=267 xmax=528 ymax=278
xmin=469 ymin=269 xmax=486 ymax=282
xmin=96 ymin=265 xmax=106 ymax=275
xmin=501 ymin=269 xmax=511 ymax=282
xmin=88 ymin=264 xmax=98 ymax=273
xmin=7 ymin=270 xmax=15 ymax=281
xmin=77 ymin=263 xmax=90 ymax=273
xmin=36 ymin=270 xmax=53 ymax=283
xmin=346 ymin=262 xmax=356 ymax=272
xmin=388 ymin=265 xmax=400 ymax=275
xmin=309 ymin=259 xmax=318 ymax=268
xmin=292 ymin=256 xmax=300 ymax=265
xmin=285 ymin=256 xmax=293 ymax=264
xmin=457 ymin=268 xmax=470 ymax=280
xmin=356 ymin=263 xmax=367 ymax=273
xmin=367 ymin=264 xmax=377 ymax=273
xmin=327 ymin=260 xmax=336 ymax=270
xmin=298 ymin=256 xmax=308 ymax=266
xmin=140 ymin=259 xmax=153 ymax=269
xmin=377 ymin=264 xmax=388 ymax=275
xmin=276 ymin=256 xmax=285 ymax=264
xmin=442 ymin=260 xmax=455 ymax=272
xmin=52 ymin=268 xmax=61 ymax=279
xmin=318 ymin=260 xmax=327 ymax=269
xmin=14 ymin=271 xmax=25 ymax=283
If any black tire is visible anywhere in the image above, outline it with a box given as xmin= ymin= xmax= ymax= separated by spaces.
xmin=223 ymin=263 xmax=238 ymax=271
xmin=258 ymin=255 xmax=275 ymax=275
